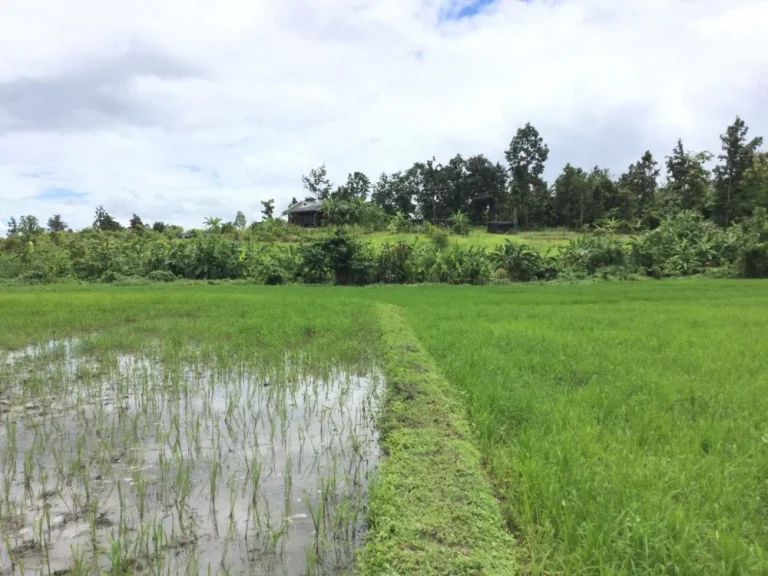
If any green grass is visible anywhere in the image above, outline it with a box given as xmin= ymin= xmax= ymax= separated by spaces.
xmin=358 ymin=228 xmax=581 ymax=250
xmin=263 ymin=226 xmax=594 ymax=251
xmin=358 ymin=303 xmax=517 ymax=575
xmin=374 ymin=280 xmax=768 ymax=574
xmin=2 ymin=280 xmax=768 ymax=574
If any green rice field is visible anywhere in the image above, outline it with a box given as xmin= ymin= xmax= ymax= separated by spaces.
xmin=1 ymin=280 xmax=767 ymax=574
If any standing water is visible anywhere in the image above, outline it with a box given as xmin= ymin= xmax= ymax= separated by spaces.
xmin=0 ymin=340 xmax=381 ymax=574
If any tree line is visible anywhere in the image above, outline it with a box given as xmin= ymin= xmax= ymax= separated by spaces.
xmin=299 ymin=116 xmax=766 ymax=229
xmin=4 ymin=116 xmax=765 ymax=238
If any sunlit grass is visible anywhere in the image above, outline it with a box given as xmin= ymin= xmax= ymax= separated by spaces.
xmin=3 ymin=280 xmax=767 ymax=574
xmin=258 ymin=226 xmax=599 ymax=251
xmin=377 ymin=280 xmax=768 ymax=574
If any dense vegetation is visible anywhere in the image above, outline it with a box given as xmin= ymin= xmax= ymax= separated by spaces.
xmin=4 ymin=116 xmax=768 ymax=285
xmin=1 ymin=209 xmax=767 ymax=284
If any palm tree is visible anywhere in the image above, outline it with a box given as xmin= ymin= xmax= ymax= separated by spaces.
xmin=204 ymin=216 xmax=222 ymax=233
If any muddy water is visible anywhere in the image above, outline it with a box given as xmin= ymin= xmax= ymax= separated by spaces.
xmin=0 ymin=340 xmax=381 ymax=575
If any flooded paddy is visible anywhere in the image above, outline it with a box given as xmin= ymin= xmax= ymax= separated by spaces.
xmin=0 ymin=339 xmax=381 ymax=575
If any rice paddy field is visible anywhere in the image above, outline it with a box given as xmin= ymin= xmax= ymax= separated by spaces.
xmin=1 ymin=280 xmax=767 ymax=575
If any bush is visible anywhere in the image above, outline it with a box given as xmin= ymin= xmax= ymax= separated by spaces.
xmin=629 ymin=212 xmax=733 ymax=277
xmin=449 ymin=211 xmax=470 ymax=236
xmin=559 ymin=236 xmax=627 ymax=276
xmin=491 ymin=241 xmax=557 ymax=282
xmin=100 ymin=270 xmax=125 ymax=283
xmin=17 ymin=268 xmax=51 ymax=284
xmin=389 ymin=213 xmax=412 ymax=234
xmin=257 ymin=259 xmax=289 ymax=285
xmin=738 ymin=243 xmax=768 ymax=278
xmin=375 ymin=242 xmax=413 ymax=283
xmin=296 ymin=243 xmax=330 ymax=284
xmin=424 ymin=224 xmax=450 ymax=250
xmin=147 ymin=270 xmax=176 ymax=282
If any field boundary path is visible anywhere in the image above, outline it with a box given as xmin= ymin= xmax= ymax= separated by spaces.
xmin=358 ymin=303 xmax=519 ymax=575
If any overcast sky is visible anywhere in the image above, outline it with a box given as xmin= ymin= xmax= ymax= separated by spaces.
xmin=1 ymin=0 xmax=767 ymax=233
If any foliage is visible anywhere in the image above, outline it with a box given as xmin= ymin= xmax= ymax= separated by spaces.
xmin=491 ymin=241 xmax=557 ymax=281
xmin=2 ymin=207 xmax=768 ymax=285
xmin=260 ymin=200 xmax=274 ymax=221
xmin=234 ymin=210 xmax=247 ymax=229
xmin=505 ymin=122 xmax=549 ymax=228
xmin=147 ymin=270 xmax=176 ymax=282
xmin=423 ymin=223 xmax=449 ymax=250
xmin=301 ymin=164 xmax=333 ymax=201
xmin=204 ymin=216 xmax=222 ymax=233
xmin=93 ymin=206 xmax=122 ymax=231
xmin=713 ymin=116 xmax=764 ymax=226
xmin=129 ymin=213 xmax=146 ymax=233
xmin=449 ymin=210 xmax=470 ymax=236
xmin=736 ymin=207 xmax=768 ymax=278
xmin=387 ymin=212 xmax=412 ymax=234
xmin=628 ymin=211 xmax=737 ymax=277
xmin=333 ymin=172 xmax=371 ymax=202
xmin=558 ymin=235 xmax=627 ymax=276
xmin=47 ymin=214 xmax=68 ymax=233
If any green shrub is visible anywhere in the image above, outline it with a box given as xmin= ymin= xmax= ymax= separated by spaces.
xmin=738 ymin=243 xmax=768 ymax=278
xmin=375 ymin=242 xmax=413 ymax=283
xmin=449 ymin=211 xmax=470 ymax=236
xmin=559 ymin=235 xmax=627 ymax=276
xmin=147 ymin=270 xmax=176 ymax=282
xmin=491 ymin=241 xmax=557 ymax=282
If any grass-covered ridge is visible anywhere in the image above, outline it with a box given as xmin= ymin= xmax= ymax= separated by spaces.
xmin=358 ymin=303 xmax=518 ymax=575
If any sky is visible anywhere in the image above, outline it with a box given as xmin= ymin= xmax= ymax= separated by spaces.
xmin=1 ymin=0 xmax=767 ymax=234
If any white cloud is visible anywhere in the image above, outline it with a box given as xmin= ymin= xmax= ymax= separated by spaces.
xmin=0 ymin=0 xmax=767 ymax=231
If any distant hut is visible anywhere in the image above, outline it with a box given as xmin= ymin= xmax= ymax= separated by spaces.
xmin=286 ymin=201 xmax=324 ymax=227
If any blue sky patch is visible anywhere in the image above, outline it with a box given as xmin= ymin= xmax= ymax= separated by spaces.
xmin=440 ymin=0 xmax=497 ymax=21
xmin=36 ymin=187 xmax=88 ymax=201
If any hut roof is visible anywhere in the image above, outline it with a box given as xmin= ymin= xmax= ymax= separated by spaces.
xmin=286 ymin=201 xmax=324 ymax=213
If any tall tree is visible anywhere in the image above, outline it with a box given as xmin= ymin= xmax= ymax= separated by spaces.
xmin=129 ymin=214 xmax=146 ymax=233
xmin=372 ymin=171 xmax=417 ymax=216
xmin=234 ymin=210 xmax=247 ymax=230
xmin=553 ymin=164 xmax=590 ymax=228
xmin=203 ymin=216 xmax=222 ymax=233
xmin=152 ymin=221 xmax=167 ymax=233
xmin=713 ymin=117 xmax=763 ymax=226
xmin=301 ymin=164 xmax=333 ymax=201
xmin=413 ymin=160 xmax=444 ymax=221
xmin=6 ymin=217 xmax=18 ymax=237
xmin=18 ymin=215 xmax=43 ymax=237
xmin=93 ymin=206 xmax=122 ymax=231
xmin=505 ymin=123 xmax=549 ymax=228
xmin=261 ymin=199 xmax=275 ymax=220
xmin=663 ymin=139 xmax=712 ymax=214
xmin=584 ymin=167 xmax=614 ymax=225
xmin=47 ymin=214 xmax=68 ymax=233
xmin=334 ymin=172 xmax=371 ymax=201
xmin=464 ymin=155 xmax=508 ymax=222
xmin=440 ymin=154 xmax=469 ymax=215
xmin=619 ymin=151 xmax=659 ymax=222
xmin=741 ymin=152 xmax=768 ymax=212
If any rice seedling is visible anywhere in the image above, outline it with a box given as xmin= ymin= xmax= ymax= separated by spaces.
xmin=4 ymin=280 xmax=765 ymax=574
xmin=0 ymin=288 xmax=382 ymax=574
